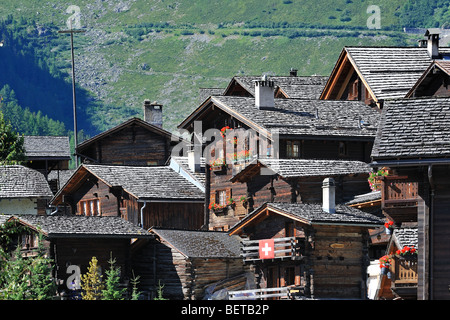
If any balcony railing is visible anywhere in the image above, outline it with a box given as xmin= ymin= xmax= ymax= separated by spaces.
xmin=382 ymin=176 xmax=419 ymax=207
xmin=391 ymin=255 xmax=418 ymax=285
xmin=240 ymin=237 xmax=303 ymax=263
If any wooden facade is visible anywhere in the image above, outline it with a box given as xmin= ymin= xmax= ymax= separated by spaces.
xmin=51 ymin=165 xmax=205 ymax=231
xmin=208 ymin=158 xmax=372 ymax=231
xmin=228 ymin=202 xmax=383 ymax=299
xmin=76 ymin=117 xmax=181 ymax=166
xmin=4 ymin=215 xmax=152 ymax=299
xmin=131 ymin=228 xmax=247 ymax=300
xmin=371 ymin=97 xmax=450 ymax=300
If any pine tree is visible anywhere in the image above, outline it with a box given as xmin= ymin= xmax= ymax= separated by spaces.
xmin=130 ymin=270 xmax=141 ymax=300
xmin=102 ymin=253 xmax=125 ymax=300
xmin=27 ymin=235 xmax=56 ymax=300
xmin=0 ymin=110 xmax=26 ymax=165
xmin=81 ymin=256 xmax=104 ymax=300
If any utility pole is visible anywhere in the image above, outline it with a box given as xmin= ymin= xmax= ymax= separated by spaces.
xmin=58 ymin=28 xmax=85 ymax=167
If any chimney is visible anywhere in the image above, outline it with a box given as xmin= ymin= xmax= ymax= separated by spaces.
xmin=425 ymin=29 xmax=441 ymax=59
xmin=289 ymin=68 xmax=298 ymax=77
xmin=322 ymin=177 xmax=336 ymax=214
xmin=418 ymin=39 xmax=427 ymax=48
xmin=188 ymin=149 xmax=201 ymax=173
xmin=254 ymin=75 xmax=275 ymax=110
xmin=143 ymin=100 xmax=163 ymax=128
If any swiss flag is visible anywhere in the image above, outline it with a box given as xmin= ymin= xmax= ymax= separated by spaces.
xmin=259 ymin=239 xmax=275 ymax=259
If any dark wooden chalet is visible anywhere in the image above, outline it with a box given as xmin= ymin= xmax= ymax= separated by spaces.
xmin=371 ymin=97 xmax=450 ymax=300
xmin=320 ymin=29 xmax=450 ymax=108
xmin=376 ymin=226 xmax=418 ymax=300
xmin=406 ymin=60 xmax=450 ymax=98
xmin=3 ymin=214 xmax=152 ymax=299
xmin=0 ymin=165 xmax=53 ymax=215
xmin=50 ymin=164 xmax=205 ymax=230
xmin=76 ymin=101 xmax=182 ymax=166
xmin=207 ymin=158 xmax=373 ymax=231
xmin=23 ymin=135 xmax=71 ymax=172
xmin=227 ymin=182 xmax=384 ymax=300
xmin=131 ymin=227 xmax=246 ymax=300
xmin=179 ymin=74 xmax=380 ymax=233
xmin=223 ymin=74 xmax=328 ymax=99
xmin=23 ymin=135 xmax=72 ymax=193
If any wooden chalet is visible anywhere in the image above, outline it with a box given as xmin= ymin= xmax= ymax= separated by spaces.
xmin=376 ymin=226 xmax=418 ymax=300
xmin=227 ymin=179 xmax=384 ymax=299
xmin=406 ymin=60 xmax=450 ymax=98
xmin=50 ymin=164 xmax=205 ymax=230
xmin=23 ymin=135 xmax=71 ymax=172
xmin=76 ymin=101 xmax=182 ymax=166
xmin=2 ymin=214 xmax=152 ymax=299
xmin=207 ymin=158 xmax=373 ymax=231
xmin=179 ymin=88 xmax=379 ymax=162
xmin=223 ymin=73 xmax=328 ymax=99
xmin=371 ymin=97 xmax=450 ymax=299
xmin=23 ymin=135 xmax=72 ymax=193
xmin=179 ymin=73 xmax=380 ymax=231
xmin=0 ymin=165 xmax=53 ymax=215
xmin=320 ymin=29 xmax=450 ymax=108
xmin=131 ymin=227 xmax=246 ymax=300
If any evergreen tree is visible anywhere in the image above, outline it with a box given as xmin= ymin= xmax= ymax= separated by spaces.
xmin=0 ymin=110 xmax=26 ymax=165
xmin=81 ymin=256 xmax=104 ymax=300
xmin=102 ymin=253 xmax=125 ymax=300
xmin=27 ymin=235 xmax=56 ymax=300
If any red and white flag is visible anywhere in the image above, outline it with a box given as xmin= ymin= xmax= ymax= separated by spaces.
xmin=259 ymin=239 xmax=275 ymax=259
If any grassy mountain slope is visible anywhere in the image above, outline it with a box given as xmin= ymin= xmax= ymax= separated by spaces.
xmin=0 ymin=0 xmax=447 ymax=135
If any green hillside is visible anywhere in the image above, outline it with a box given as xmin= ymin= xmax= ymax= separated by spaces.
xmin=0 ymin=0 xmax=448 ymax=135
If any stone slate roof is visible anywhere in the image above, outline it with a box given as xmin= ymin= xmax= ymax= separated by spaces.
xmin=267 ymin=202 xmax=384 ymax=226
xmin=0 ymin=165 xmax=53 ymax=199
xmin=393 ymin=227 xmax=418 ymax=250
xmin=371 ymin=97 xmax=450 ymax=160
xmin=82 ymin=164 xmax=205 ymax=201
xmin=346 ymin=191 xmax=381 ymax=206
xmin=23 ymin=136 xmax=71 ymax=160
xmin=210 ymin=96 xmax=379 ymax=138
xmin=343 ymin=47 xmax=450 ymax=100
xmin=230 ymin=202 xmax=384 ymax=232
xmin=405 ymin=60 xmax=450 ymax=98
xmin=9 ymin=215 xmax=151 ymax=239
xmin=257 ymin=158 xmax=371 ymax=178
xmin=228 ymin=75 xmax=328 ymax=99
xmin=150 ymin=228 xmax=241 ymax=258
xmin=169 ymin=156 xmax=206 ymax=188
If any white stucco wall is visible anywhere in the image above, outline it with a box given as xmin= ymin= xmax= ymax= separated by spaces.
xmin=0 ymin=198 xmax=39 ymax=215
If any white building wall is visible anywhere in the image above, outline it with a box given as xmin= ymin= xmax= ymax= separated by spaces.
xmin=0 ymin=198 xmax=39 ymax=215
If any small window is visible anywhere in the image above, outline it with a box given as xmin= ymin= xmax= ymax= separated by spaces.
xmin=218 ymin=190 xmax=227 ymax=206
xmin=286 ymin=140 xmax=300 ymax=158
xmin=338 ymin=142 xmax=347 ymax=156
xmin=79 ymin=199 xmax=101 ymax=216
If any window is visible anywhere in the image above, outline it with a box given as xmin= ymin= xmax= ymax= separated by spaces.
xmin=286 ymin=140 xmax=300 ymax=158
xmin=218 ymin=190 xmax=227 ymax=206
xmin=21 ymin=233 xmax=38 ymax=250
xmin=338 ymin=141 xmax=347 ymax=156
xmin=79 ymin=199 xmax=101 ymax=216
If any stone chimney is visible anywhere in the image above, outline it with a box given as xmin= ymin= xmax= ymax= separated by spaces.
xmin=425 ymin=29 xmax=441 ymax=59
xmin=322 ymin=177 xmax=336 ymax=214
xmin=143 ymin=100 xmax=163 ymax=128
xmin=254 ymin=75 xmax=275 ymax=110
xmin=289 ymin=68 xmax=298 ymax=77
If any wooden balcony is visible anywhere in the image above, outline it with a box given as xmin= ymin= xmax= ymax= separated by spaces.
xmin=382 ymin=176 xmax=419 ymax=222
xmin=240 ymin=237 xmax=303 ymax=263
xmin=389 ymin=255 xmax=418 ymax=299
xmin=391 ymin=255 xmax=418 ymax=285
